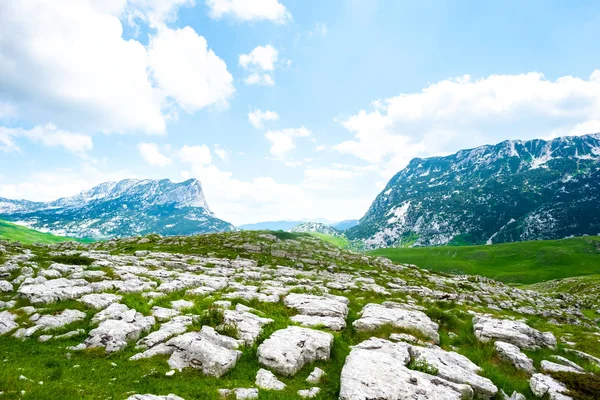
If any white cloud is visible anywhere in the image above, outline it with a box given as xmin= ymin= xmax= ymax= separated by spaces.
xmin=239 ymin=45 xmax=282 ymax=86
xmin=239 ymin=45 xmax=278 ymax=71
xmin=335 ymin=70 xmax=600 ymax=177
xmin=265 ymin=127 xmax=312 ymax=158
xmin=214 ymin=145 xmax=229 ymax=160
xmin=244 ymin=74 xmax=275 ymax=86
xmin=0 ymin=101 xmax=16 ymax=119
xmin=309 ymin=22 xmax=328 ymax=37
xmin=248 ymin=109 xmax=279 ymax=129
xmin=0 ymin=123 xmax=93 ymax=154
xmin=0 ymin=1 xmax=232 ymax=135
xmin=205 ymin=0 xmax=291 ymax=24
xmin=180 ymin=145 xmax=213 ymax=165
xmin=148 ymin=26 xmax=234 ymax=113
xmin=315 ymin=145 xmax=326 ymax=152
xmin=139 ymin=143 xmax=172 ymax=167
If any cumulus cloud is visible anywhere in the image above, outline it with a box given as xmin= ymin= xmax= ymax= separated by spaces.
xmin=214 ymin=145 xmax=229 ymax=160
xmin=248 ymin=109 xmax=279 ymax=129
xmin=139 ymin=143 xmax=172 ymax=167
xmin=205 ymin=0 xmax=291 ymax=24
xmin=0 ymin=0 xmax=233 ymax=135
xmin=0 ymin=124 xmax=93 ymax=154
xmin=239 ymin=45 xmax=285 ymax=86
xmin=265 ymin=127 xmax=312 ymax=158
xmin=335 ymin=71 xmax=600 ymax=177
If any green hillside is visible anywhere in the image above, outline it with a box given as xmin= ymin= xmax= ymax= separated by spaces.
xmin=0 ymin=219 xmax=90 ymax=245
xmin=368 ymin=236 xmax=600 ymax=285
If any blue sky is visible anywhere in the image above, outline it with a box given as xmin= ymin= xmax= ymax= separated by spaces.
xmin=1 ymin=0 xmax=600 ymax=225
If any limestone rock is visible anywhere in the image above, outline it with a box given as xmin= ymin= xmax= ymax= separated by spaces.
xmin=217 ymin=388 xmax=258 ymax=399
xmin=166 ymin=327 xmax=242 ymax=377
xmin=473 ymin=315 xmax=556 ymax=349
xmin=494 ymin=341 xmax=536 ymax=374
xmin=126 ymin=395 xmax=184 ymax=400
xmin=0 ymin=311 xmax=18 ymax=335
xmin=306 ymin=366 xmax=325 ymax=384
xmin=530 ymin=373 xmax=572 ymax=400
xmin=35 ymin=309 xmax=86 ymax=331
xmin=257 ymin=326 xmax=333 ymax=376
xmin=353 ymin=302 xmax=440 ymax=343
xmin=339 ymin=338 xmax=473 ymax=400
xmin=298 ymin=387 xmax=320 ymax=398
xmin=540 ymin=360 xmax=583 ymax=374
xmin=255 ymin=368 xmax=286 ymax=391
xmin=223 ymin=308 xmax=273 ymax=346
xmin=78 ymin=293 xmax=122 ymax=310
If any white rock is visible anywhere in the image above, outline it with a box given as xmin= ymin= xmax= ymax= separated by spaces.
xmin=291 ymin=314 xmax=346 ymax=331
xmin=78 ymin=293 xmax=122 ymax=310
xmin=257 ymin=326 xmax=333 ymax=376
xmin=217 ymin=388 xmax=258 ymax=399
xmin=473 ymin=315 xmax=556 ymax=349
xmin=35 ymin=309 xmax=86 ymax=331
xmin=0 ymin=311 xmax=18 ymax=335
xmin=223 ymin=309 xmax=273 ymax=345
xmin=501 ymin=390 xmax=526 ymax=400
xmin=255 ymin=368 xmax=286 ymax=391
xmin=339 ymin=338 xmax=473 ymax=400
xmin=541 ymin=360 xmax=583 ymax=374
xmin=18 ymin=278 xmax=93 ymax=304
xmin=151 ymin=307 xmax=180 ymax=322
xmin=298 ymin=387 xmax=320 ymax=398
xmin=171 ymin=300 xmax=194 ymax=311
xmin=136 ymin=316 xmax=192 ymax=349
xmin=126 ymin=395 xmax=184 ymax=400
xmin=353 ymin=302 xmax=440 ymax=343
xmin=166 ymin=327 xmax=242 ymax=377
xmin=494 ymin=341 xmax=536 ymax=374
xmin=530 ymin=373 xmax=572 ymax=400
xmin=409 ymin=345 xmax=498 ymax=398
xmin=549 ymin=355 xmax=584 ymax=372
xmin=306 ymin=367 xmax=325 ymax=384
xmin=0 ymin=280 xmax=13 ymax=292
xmin=284 ymin=293 xmax=349 ymax=318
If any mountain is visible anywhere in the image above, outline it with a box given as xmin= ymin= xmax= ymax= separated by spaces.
xmin=332 ymin=219 xmax=359 ymax=231
xmin=289 ymin=221 xmax=342 ymax=236
xmin=347 ymin=133 xmax=600 ymax=249
xmin=238 ymin=221 xmax=305 ymax=231
xmin=0 ymin=178 xmax=235 ymax=239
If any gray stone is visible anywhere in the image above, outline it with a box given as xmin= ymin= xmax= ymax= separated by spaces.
xmin=298 ymin=387 xmax=320 ymax=398
xmin=255 ymin=368 xmax=286 ymax=391
xmin=126 ymin=395 xmax=184 ymax=400
xmin=530 ymin=373 xmax=572 ymax=400
xmin=0 ymin=311 xmax=18 ymax=335
xmin=306 ymin=367 xmax=325 ymax=384
xmin=257 ymin=326 xmax=333 ymax=376
xmin=495 ymin=341 xmax=536 ymax=374
xmin=540 ymin=360 xmax=583 ymax=374
xmin=473 ymin=315 xmax=556 ymax=350
xmin=78 ymin=293 xmax=122 ymax=310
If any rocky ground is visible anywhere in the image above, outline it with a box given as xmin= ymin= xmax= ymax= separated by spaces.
xmin=0 ymin=231 xmax=599 ymax=399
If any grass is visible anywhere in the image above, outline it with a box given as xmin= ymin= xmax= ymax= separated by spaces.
xmin=308 ymin=232 xmax=350 ymax=249
xmin=0 ymin=219 xmax=92 ymax=245
xmin=368 ymin=236 xmax=600 ymax=285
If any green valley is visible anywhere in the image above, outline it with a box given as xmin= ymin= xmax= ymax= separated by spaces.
xmin=0 ymin=219 xmax=90 ymax=245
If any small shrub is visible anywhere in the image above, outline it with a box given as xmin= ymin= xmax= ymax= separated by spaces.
xmin=196 ymin=307 xmax=225 ymax=327
xmin=50 ymin=254 xmax=94 ymax=266
xmin=216 ymin=323 xmax=240 ymax=339
xmin=408 ymin=359 xmax=439 ymax=375
xmin=549 ymin=371 xmax=600 ymax=400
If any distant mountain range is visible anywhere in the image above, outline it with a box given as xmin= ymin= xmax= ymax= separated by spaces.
xmin=347 ymin=133 xmax=600 ymax=248
xmin=289 ymin=222 xmax=342 ymax=236
xmin=238 ymin=221 xmax=305 ymax=231
xmin=0 ymin=179 xmax=235 ymax=239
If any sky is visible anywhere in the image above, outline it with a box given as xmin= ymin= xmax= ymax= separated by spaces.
xmin=1 ymin=0 xmax=600 ymax=226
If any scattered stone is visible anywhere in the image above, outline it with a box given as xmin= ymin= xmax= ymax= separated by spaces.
xmin=540 ymin=360 xmax=583 ymax=374
xmin=18 ymin=278 xmax=93 ymax=304
xmin=257 ymin=326 xmax=333 ymax=376
xmin=353 ymin=302 xmax=440 ymax=343
xmin=0 ymin=311 xmax=18 ymax=335
xmin=34 ymin=309 xmax=86 ymax=331
xmin=285 ymin=293 xmax=348 ymax=331
xmin=255 ymin=368 xmax=286 ymax=391
xmin=78 ymin=293 xmax=122 ymax=310
xmin=306 ymin=367 xmax=325 ymax=384
xmin=151 ymin=307 xmax=180 ymax=322
xmin=494 ymin=341 xmax=536 ymax=374
xmin=473 ymin=315 xmax=556 ymax=349
xmin=0 ymin=280 xmax=13 ymax=292
xmin=530 ymin=373 xmax=572 ymax=400
xmin=126 ymin=395 xmax=184 ymax=400
xmin=501 ymin=390 xmax=526 ymax=400
xmin=166 ymin=327 xmax=242 ymax=377
xmin=298 ymin=387 xmax=320 ymax=398
xmin=171 ymin=300 xmax=194 ymax=311
xmin=223 ymin=308 xmax=273 ymax=346
xmin=217 ymin=388 xmax=258 ymax=399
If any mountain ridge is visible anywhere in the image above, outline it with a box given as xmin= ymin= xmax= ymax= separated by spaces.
xmin=347 ymin=133 xmax=600 ymax=248
xmin=0 ymin=178 xmax=234 ymax=239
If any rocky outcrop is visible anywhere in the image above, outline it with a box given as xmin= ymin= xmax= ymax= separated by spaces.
xmin=285 ymin=293 xmax=348 ymax=331
xmin=353 ymin=302 xmax=440 ymax=343
xmin=530 ymin=373 xmax=573 ymax=400
xmin=473 ymin=315 xmax=556 ymax=349
xmin=494 ymin=341 xmax=536 ymax=374
xmin=255 ymin=368 xmax=286 ymax=391
xmin=257 ymin=326 xmax=333 ymax=376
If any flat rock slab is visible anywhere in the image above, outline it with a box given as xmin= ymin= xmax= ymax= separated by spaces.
xmin=353 ymin=302 xmax=440 ymax=343
xmin=257 ymin=326 xmax=333 ymax=376
xmin=18 ymin=278 xmax=93 ymax=304
xmin=339 ymin=338 xmax=473 ymax=400
xmin=78 ymin=293 xmax=122 ymax=310
xmin=284 ymin=293 xmax=349 ymax=318
xmin=495 ymin=341 xmax=536 ymax=375
xmin=530 ymin=373 xmax=572 ymax=400
xmin=126 ymin=395 xmax=184 ymax=400
xmin=255 ymin=368 xmax=286 ymax=391
xmin=291 ymin=314 xmax=346 ymax=331
xmin=217 ymin=388 xmax=258 ymax=399
xmin=85 ymin=316 xmax=155 ymax=353
xmin=541 ymin=360 xmax=583 ymax=374
xmin=223 ymin=308 xmax=273 ymax=346
xmin=473 ymin=315 xmax=556 ymax=350
xmin=166 ymin=327 xmax=242 ymax=377
xmin=409 ymin=345 xmax=498 ymax=399
xmin=34 ymin=309 xmax=86 ymax=331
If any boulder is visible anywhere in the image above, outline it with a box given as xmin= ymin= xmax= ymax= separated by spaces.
xmin=0 ymin=280 xmax=13 ymax=292
xmin=166 ymin=327 xmax=242 ymax=377
xmin=541 ymin=360 xmax=583 ymax=374
xmin=85 ymin=316 xmax=155 ymax=353
xmin=298 ymin=387 xmax=320 ymax=398
xmin=223 ymin=308 xmax=273 ymax=345
xmin=473 ymin=315 xmax=556 ymax=349
xmin=78 ymin=293 xmax=122 ymax=310
xmin=409 ymin=345 xmax=498 ymax=398
xmin=34 ymin=309 xmax=86 ymax=331
xmin=257 ymin=326 xmax=333 ymax=376
xmin=353 ymin=302 xmax=440 ymax=343
xmin=306 ymin=367 xmax=326 ymax=384
xmin=339 ymin=338 xmax=473 ymax=400
xmin=0 ymin=311 xmax=18 ymax=335
xmin=255 ymin=368 xmax=286 ymax=391
xmin=494 ymin=341 xmax=536 ymax=374
xmin=530 ymin=373 xmax=572 ymax=400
